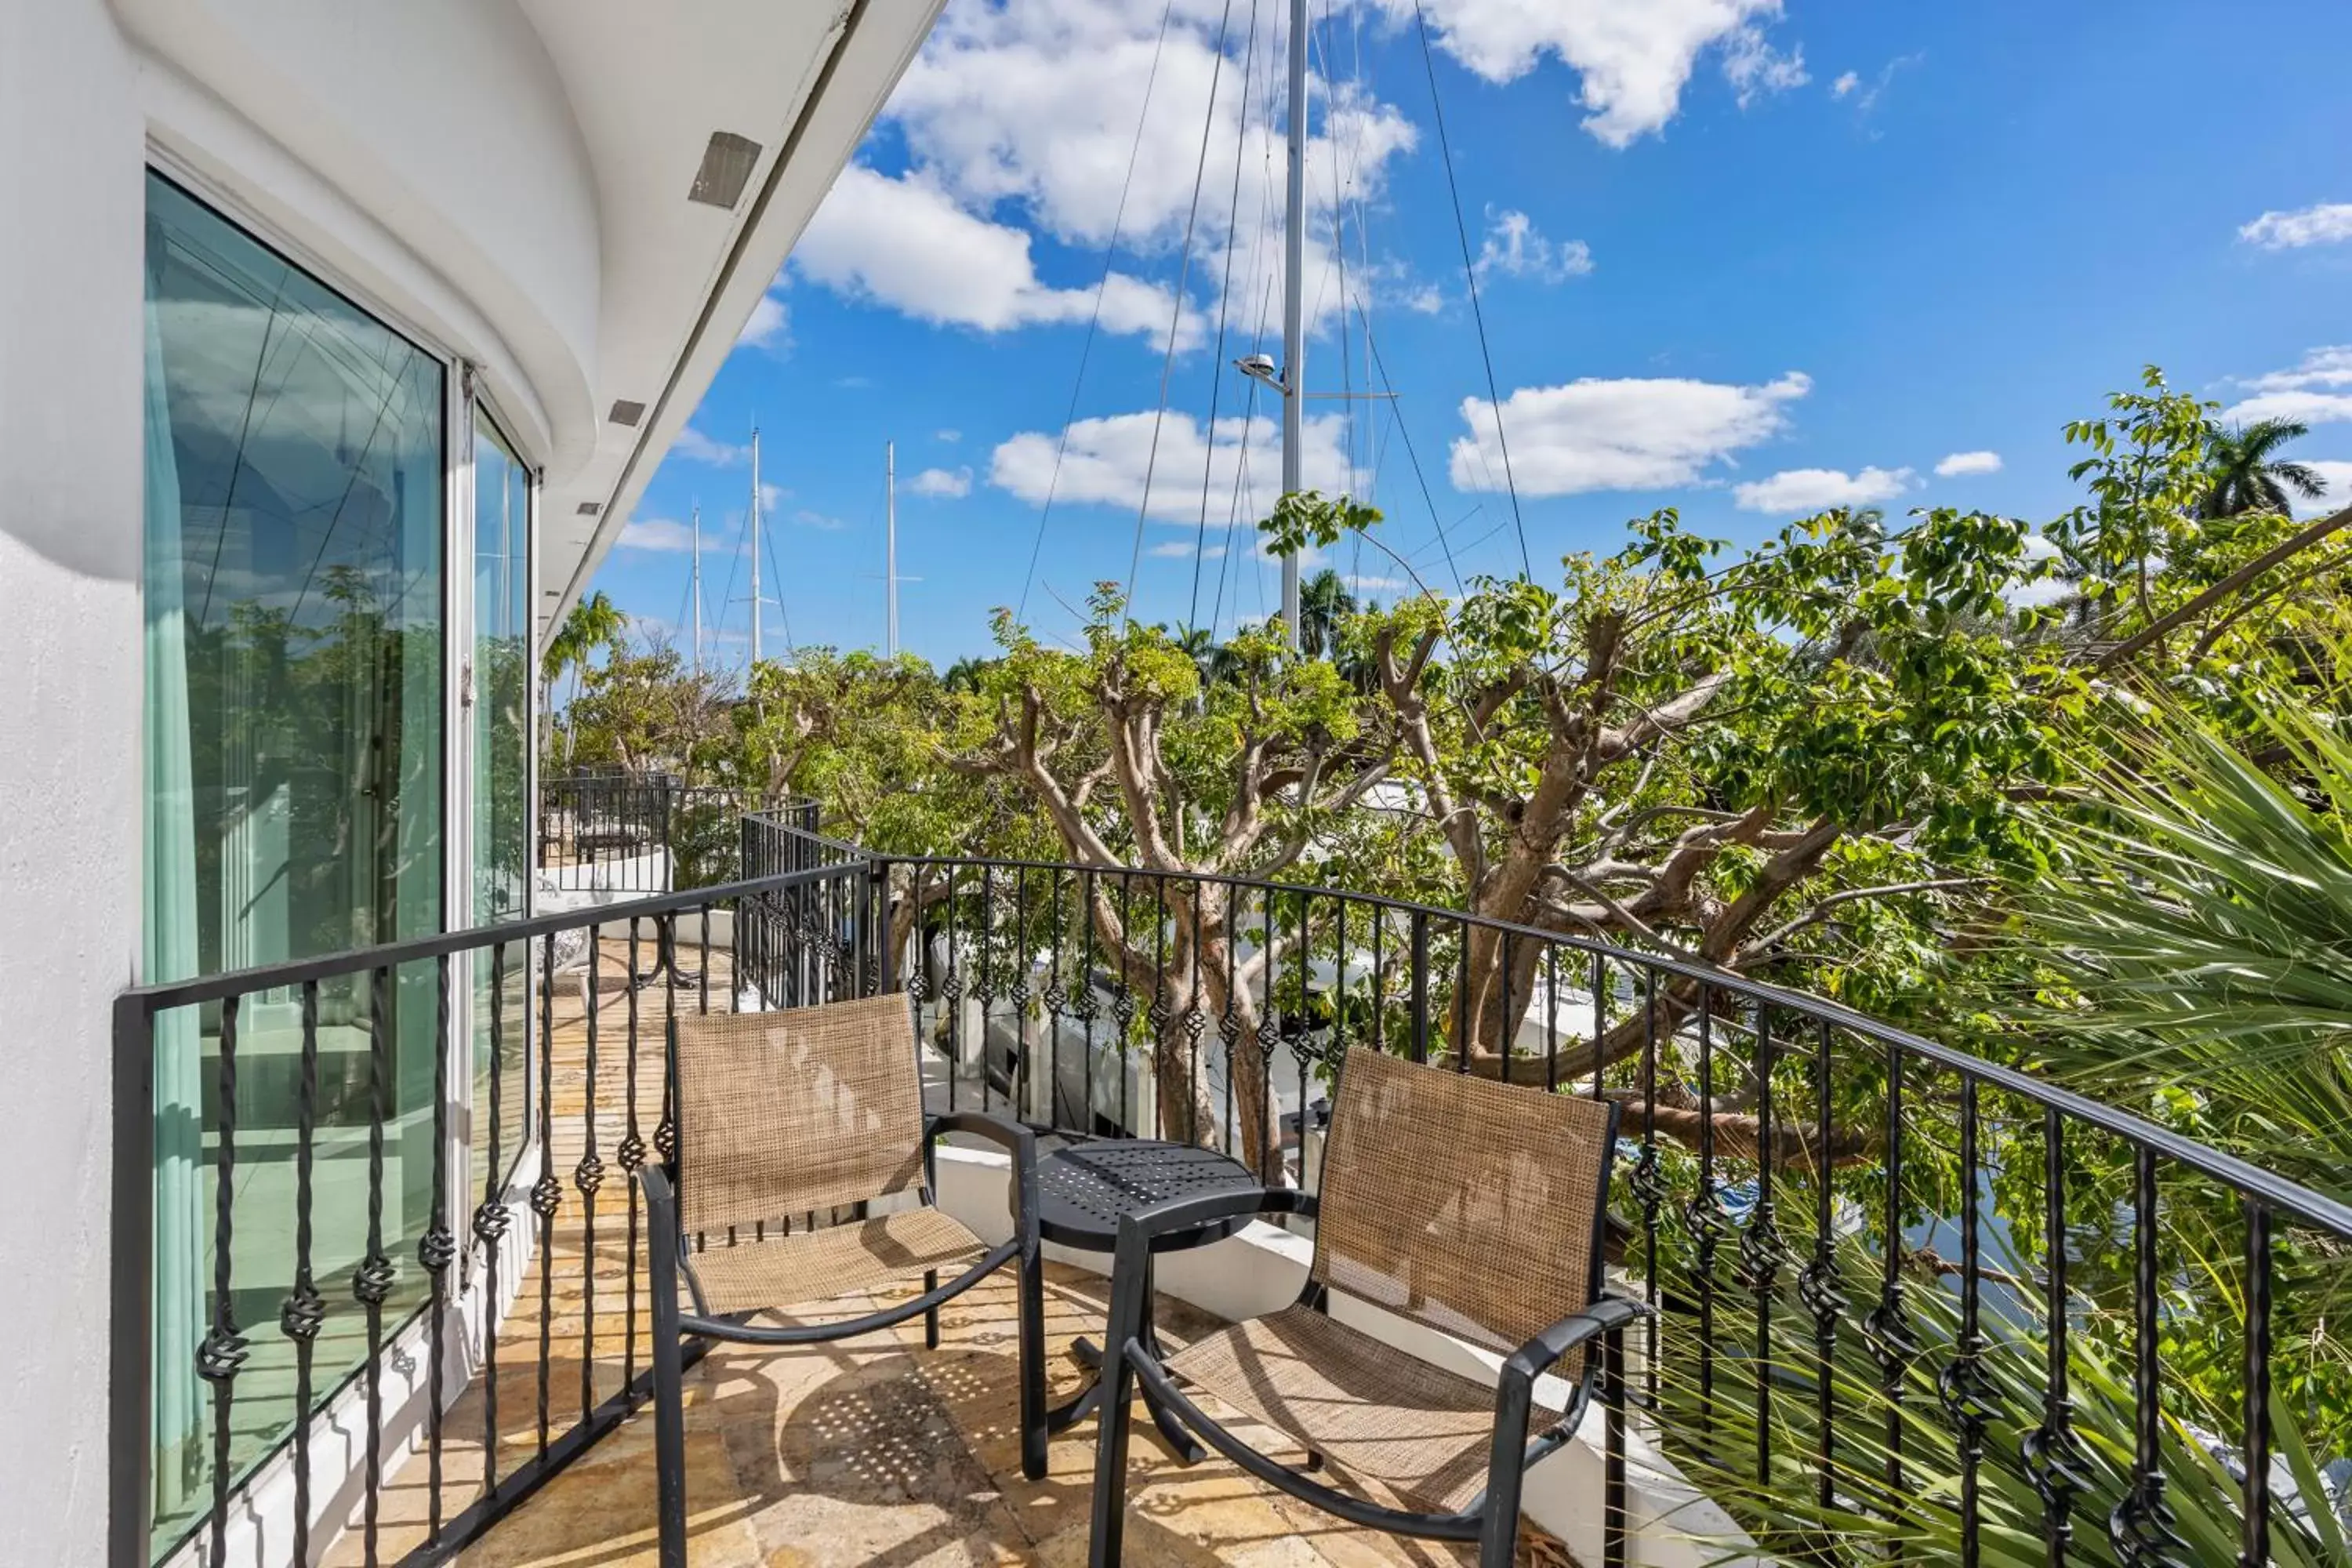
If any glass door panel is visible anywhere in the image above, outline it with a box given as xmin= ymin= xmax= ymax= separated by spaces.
xmin=471 ymin=416 xmax=532 ymax=1194
xmin=142 ymin=170 xmax=445 ymax=1557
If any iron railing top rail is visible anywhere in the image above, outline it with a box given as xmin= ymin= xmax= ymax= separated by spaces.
xmin=747 ymin=815 xmax=2352 ymax=1241
xmin=114 ymin=860 xmax=862 ymax=1017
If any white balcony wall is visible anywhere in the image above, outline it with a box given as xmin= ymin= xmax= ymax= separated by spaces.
xmin=0 ymin=1 xmax=146 ymax=1562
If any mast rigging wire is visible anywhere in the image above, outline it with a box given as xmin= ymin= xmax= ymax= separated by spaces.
xmin=1015 ymin=0 xmax=1180 ymax=626
xmin=1412 ymin=0 xmax=1530 ymax=580
xmin=1189 ymin=0 xmax=1263 ymax=633
xmin=1127 ymin=0 xmax=1237 ymax=621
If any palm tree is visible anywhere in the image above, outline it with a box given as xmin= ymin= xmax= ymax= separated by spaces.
xmin=2202 ymin=417 xmax=2326 ymax=517
xmin=1298 ymin=568 xmax=1358 ymax=659
xmin=542 ymin=591 xmax=626 ymax=764
xmin=942 ymin=655 xmax=992 ymax=694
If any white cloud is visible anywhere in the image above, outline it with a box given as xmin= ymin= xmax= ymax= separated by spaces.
xmin=910 ymin=465 xmax=974 ymax=499
xmin=1831 ymin=70 xmax=1859 ymax=97
xmin=793 ymin=509 xmax=848 ymax=531
xmin=760 ymin=482 xmax=787 ymax=515
xmin=1719 ymin=24 xmax=1808 ymax=107
xmin=1403 ymin=282 xmax=1446 ymax=314
xmin=2299 ymin=459 xmax=2352 ymax=517
xmin=2239 ymin=203 xmax=2352 ymax=251
xmin=1149 ymin=539 xmax=1226 ymax=558
xmin=670 ymin=426 xmax=748 ymax=466
xmin=935 ymin=428 xmax=962 ymax=444
xmin=1450 ymin=371 xmax=1811 ymax=495
xmin=1935 ymin=449 xmax=2002 ymax=477
xmin=1388 ymin=0 xmax=1800 ymax=147
xmin=1733 ymin=465 xmax=1915 ymax=514
xmin=990 ymin=409 xmax=1362 ymax=522
xmin=2223 ymin=347 xmax=2352 ymax=426
xmin=796 ymin=166 xmax=1200 ymax=346
xmin=618 ymin=517 xmax=695 ymax=552
xmin=736 ymin=290 xmax=789 ymax=351
xmin=798 ymin=2 xmax=1417 ymax=347
xmin=1475 ymin=209 xmax=1594 ymax=285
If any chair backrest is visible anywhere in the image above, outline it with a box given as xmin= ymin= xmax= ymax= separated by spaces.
xmin=1312 ymin=1047 xmax=1621 ymax=1353
xmin=672 ymin=993 xmax=927 ymax=1236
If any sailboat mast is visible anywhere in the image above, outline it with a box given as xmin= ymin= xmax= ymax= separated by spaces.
xmin=691 ymin=503 xmax=703 ymax=676
xmin=749 ymin=426 xmax=763 ymax=670
xmin=1279 ymin=0 xmax=1307 ymax=647
xmin=885 ymin=440 xmax=898 ymax=658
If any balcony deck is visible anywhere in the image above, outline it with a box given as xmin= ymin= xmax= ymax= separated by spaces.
xmin=327 ymin=931 xmax=1565 ymax=1567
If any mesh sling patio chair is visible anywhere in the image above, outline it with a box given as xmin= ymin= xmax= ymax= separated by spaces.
xmin=1087 ymin=1046 xmax=1646 ymax=1568
xmin=637 ymin=993 xmax=1047 ymax=1567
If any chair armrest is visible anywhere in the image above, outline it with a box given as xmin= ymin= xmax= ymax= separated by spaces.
xmin=1500 ymin=1294 xmax=1651 ymax=1391
xmin=925 ymin=1109 xmax=1036 ymax=1162
xmin=924 ymin=1110 xmax=1041 ymax=1246
xmin=638 ymin=1163 xmax=677 ymax=1220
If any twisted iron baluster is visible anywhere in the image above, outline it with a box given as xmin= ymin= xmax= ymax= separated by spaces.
xmin=285 ymin=981 xmax=327 ymax=1556
xmin=357 ymin=967 xmax=397 ymax=1564
xmin=1112 ymin=874 xmax=1138 ymax=1135
xmin=1738 ymin=1004 xmax=1790 ymax=1486
xmin=577 ymin=935 xmax=606 ymax=1418
xmin=199 ymin=995 xmax=247 ymax=1568
xmin=1864 ymin=1045 xmax=1921 ymax=1502
xmin=2024 ymin=1105 xmax=2089 ymax=1566
xmin=973 ymin=866 xmax=997 ymax=1114
xmin=1628 ymin=967 xmax=1664 ymax=1416
xmin=1684 ymin=989 xmax=1728 ymax=1468
xmin=532 ymin=940 xmax=563 ymax=1461
xmin=2243 ymin=1200 xmax=2274 ymax=1568
xmin=420 ymin=956 xmax=456 ymax=1539
xmin=1009 ymin=870 xmax=1034 ymax=1118
xmin=1795 ymin=1015 xmax=1847 ymax=1512
xmin=473 ymin=953 xmax=511 ymax=1492
xmin=2110 ymin=1147 xmax=2187 ymax=1567
xmin=619 ymin=920 xmax=648 ymax=1393
xmin=1937 ymin=1075 xmax=1998 ymax=1568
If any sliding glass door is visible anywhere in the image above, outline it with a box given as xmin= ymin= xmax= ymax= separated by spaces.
xmin=143 ymin=170 xmax=445 ymax=1554
xmin=470 ymin=414 xmax=533 ymax=1195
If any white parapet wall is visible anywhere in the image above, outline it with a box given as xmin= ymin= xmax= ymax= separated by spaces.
xmin=930 ymin=1144 xmax=1759 ymax=1567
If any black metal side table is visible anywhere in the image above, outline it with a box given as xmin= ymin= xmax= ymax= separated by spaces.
xmin=1033 ymin=1140 xmax=1261 ymax=1458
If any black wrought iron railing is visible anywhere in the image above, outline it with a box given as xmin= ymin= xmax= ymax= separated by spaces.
xmin=111 ymin=797 xmax=2352 ymax=1568
xmin=537 ymin=773 xmax=760 ymax=893
xmin=737 ymin=805 xmax=2352 ymax=1568
xmin=111 ymin=855 xmax=866 ymax=1568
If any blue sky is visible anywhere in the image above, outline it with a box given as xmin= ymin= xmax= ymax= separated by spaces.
xmin=592 ymin=0 xmax=2352 ymax=669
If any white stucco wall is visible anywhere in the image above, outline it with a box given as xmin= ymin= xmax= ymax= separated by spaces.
xmin=0 ymin=0 xmax=147 ymax=1560
xmin=114 ymin=0 xmax=598 ymax=475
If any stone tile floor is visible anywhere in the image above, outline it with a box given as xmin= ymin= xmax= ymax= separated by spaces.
xmin=355 ymin=1261 xmax=1563 ymax=1567
xmin=325 ymin=938 xmax=1568 ymax=1566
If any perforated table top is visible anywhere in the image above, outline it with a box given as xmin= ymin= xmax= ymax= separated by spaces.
xmin=1032 ymin=1140 xmax=1261 ymax=1252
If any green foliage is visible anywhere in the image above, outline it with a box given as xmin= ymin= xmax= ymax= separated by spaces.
xmin=1259 ymin=489 xmax=1382 ymax=558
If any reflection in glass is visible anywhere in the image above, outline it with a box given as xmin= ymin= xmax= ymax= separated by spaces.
xmin=142 ymin=171 xmax=444 ymax=1557
xmin=473 ymin=418 xmax=532 ymax=1196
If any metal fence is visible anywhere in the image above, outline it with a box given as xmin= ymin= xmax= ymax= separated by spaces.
xmin=111 ymin=857 xmax=863 ymax=1568
xmin=109 ymin=798 xmax=2352 ymax=1568
xmin=738 ymin=805 xmax=2352 ymax=1568
xmin=537 ymin=774 xmax=760 ymax=894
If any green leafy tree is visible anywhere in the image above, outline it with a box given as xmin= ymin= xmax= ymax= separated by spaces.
xmin=2202 ymin=416 xmax=2326 ymax=519
xmin=945 ymin=586 xmax=1397 ymax=1168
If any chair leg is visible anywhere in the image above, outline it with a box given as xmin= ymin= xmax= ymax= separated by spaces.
xmin=924 ymin=1269 xmax=940 ymax=1349
xmin=1087 ymin=1287 xmax=1144 ymax=1564
xmin=1016 ymin=1243 xmax=1049 ymax=1480
xmin=1479 ymin=1377 xmax=1534 ymax=1568
xmin=648 ymin=1232 xmax=688 ymax=1568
